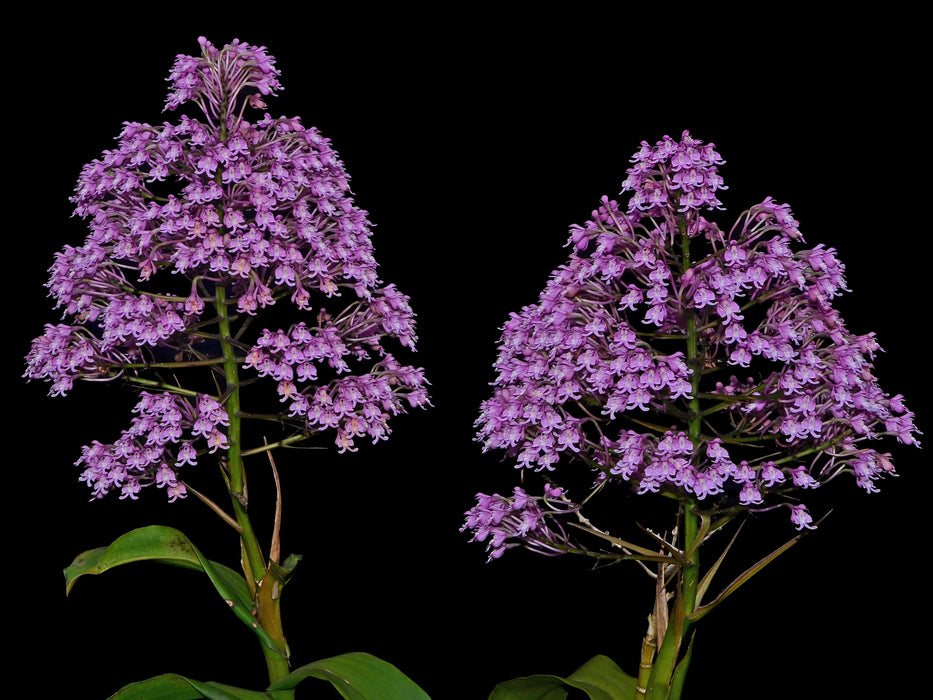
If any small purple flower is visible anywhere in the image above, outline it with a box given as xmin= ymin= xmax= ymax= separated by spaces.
xmin=789 ymin=504 xmax=816 ymax=530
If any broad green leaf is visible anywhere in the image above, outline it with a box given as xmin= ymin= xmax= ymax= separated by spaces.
xmin=63 ymin=525 xmax=287 ymax=658
xmin=267 ymin=651 xmax=430 ymax=700
xmin=488 ymin=675 xmax=575 ymax=700
xmin=568 ymin=656 xmax=638 ymax=699
xmin=489 ymin=655 xmax=638 ymax=700
xmin=65 ymin=526 xmax=218 ymax=592
xmin=107 ymin=673 xmax=272 ymax=700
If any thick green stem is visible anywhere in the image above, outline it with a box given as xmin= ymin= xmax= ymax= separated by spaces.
xmin=646 ymin=228 xmax=706 ymax=700
xmin=216 ymin=286 xmax=265 ymax=581
xmin=215 ymin=285 xmax=292 ymax=691
xmin=680 ymin=228 xmax=702 ymax=620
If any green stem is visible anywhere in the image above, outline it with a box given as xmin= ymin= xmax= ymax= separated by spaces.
xmin=215 ymin=285 xmax=293 ymax=692
xmin=649 ymin=227 xmax=706 ymax=700
xmin=681 ymin=228 xmax=701 ymax=620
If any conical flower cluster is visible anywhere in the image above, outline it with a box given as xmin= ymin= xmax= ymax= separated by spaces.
xmin=25 ymin=38 xmax=429 ymax=499
xmin=465 ymin=131 xmax=919 ymax=560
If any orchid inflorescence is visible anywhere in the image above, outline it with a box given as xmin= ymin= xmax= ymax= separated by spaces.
xmin=463 ymin=130 xmax=920 ymax=562
xmin=25 ymin=37 xmax=430 ymax=502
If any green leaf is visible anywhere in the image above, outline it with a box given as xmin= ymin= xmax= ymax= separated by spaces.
xmin=65 ymin=526 xmax=214 ymax=591
xmin=489 ymin=676 xmax=574 ymax=700
xmin=267 ymin=652 xmax=431 ymax=700
xmin=106 ymin=654 xmax=431 ymax=700
xmin=489 ymin=655 xmax=638 ymax=700
xmin=106 ymin=673 xmax=273 ymax=700
xmin=63 ymin=525 xmax=287 ymax=659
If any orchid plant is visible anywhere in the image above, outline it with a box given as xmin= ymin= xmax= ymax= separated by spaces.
xmin=24 ymin=33 xmax=921 ymax=700
xmin=462 ymin=131 xmax=921 ymax=699
xmin=25 ymin=37 xmax=432 ymax=699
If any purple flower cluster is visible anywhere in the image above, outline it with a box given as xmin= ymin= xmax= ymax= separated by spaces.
xmin=25 ymin=38 xmax=429 ymax=499
xmin=466 ymin=131 xmax=919 ymax=557
xmin=77 ymin=392 xmax=228 ymax=501
xmin=244 ymin=312 xmax=430 ymax=453
xmin=460 ymin=485 xmax=574 ymax=561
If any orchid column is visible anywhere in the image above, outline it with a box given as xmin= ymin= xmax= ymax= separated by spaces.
xmin=25 ymin=37 xmax=430 ymax=696
xmin=463 ymin=131 xmax=920 ymax=699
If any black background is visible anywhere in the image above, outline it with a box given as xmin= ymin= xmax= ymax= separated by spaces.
xmin=11 ymin=9 xmax=930 ymax=699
